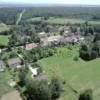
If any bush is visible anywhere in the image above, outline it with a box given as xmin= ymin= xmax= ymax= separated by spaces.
xmin=79 ymin=89 xmax=93 ymax=100
xmin=50 ymin=77 xmax=62 ymax=99
xmin=73 ymin=56 xmax=79 ymax=61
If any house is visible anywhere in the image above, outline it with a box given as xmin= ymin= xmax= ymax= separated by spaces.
xmin=20 ymin=43 xmax=38 ymax=50
xmin=38 ymin=32 xmax=47 ymax=39
xmin=0 ymin=61 xmax=5 ymax=72
xmin=42 ymin=35 xmax=63 ymax=46
xmin=29 ymin=66 xmax=39 ymax=78
xmin=7 ymin=58 xmax=22 ymax=69
xmin=25 ymin=43 xmax=38 ymax=50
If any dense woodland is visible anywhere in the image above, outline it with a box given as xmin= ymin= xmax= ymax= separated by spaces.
xmin=0 ymin=7 xmax=100 ymax=24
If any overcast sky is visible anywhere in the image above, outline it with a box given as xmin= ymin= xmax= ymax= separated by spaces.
xmin=0 ymin=0 xmax=100 ymax=5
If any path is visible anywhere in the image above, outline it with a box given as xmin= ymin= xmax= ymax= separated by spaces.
xmin=16 ymin=9 xmax=26 ymax=25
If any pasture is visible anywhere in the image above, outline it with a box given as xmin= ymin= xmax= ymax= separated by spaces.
xmin=46 ymin=17 xmax=100 ymax=25
xmin=0 ymin=69 xmax=13 ymax=97
xmin=27 ymin=17 xmax=100 ymax=25
xmin=27 ymin=17 xmax=43 ymax=22
xmin=48 ymin=32 xmax=60 ymax=36
xmin=38 ymin=46 xmax=100 ymax=100
xmin=0 ymin=35 xmax=9 ymax=46
xmin=0 ymin=23 xmax=10 ymax=33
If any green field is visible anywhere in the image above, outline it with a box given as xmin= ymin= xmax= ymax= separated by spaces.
xmin=38 ymin=46 xmax=100 ymax=100
xmin=0 ymin=35 xmax=9 ymax=46
xmin=27 ymin=17 xmax=100 ymax=25
xmin=48 ymin=32 xmax=60 ymax=36
xmin=27 ymin=17 xmax=43 ymax=22
xmin=0 ymin=70 xmax=13 ymax=97
xmin=0 ymin=23 xmax=10 ymax=33
xmin=46 ymin=17 xmax=100 ymax=25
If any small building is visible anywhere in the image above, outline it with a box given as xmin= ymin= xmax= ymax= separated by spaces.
xmin=20 ymin=43 xmax=38 ymax=50
xmin=48 ymin=35 xmax=62 ymax=45
xmin=7 ymin=58 xmax=22 ymax=69
xmin=25 ymin=43 xmax=38 ymax=50
xmin=38 ymin=32 xmax=47 ymax=39
xmin=29 ymin=66 xmax=39 ymax=78
xmin=0 ymin=61 xmax=5 ymax=72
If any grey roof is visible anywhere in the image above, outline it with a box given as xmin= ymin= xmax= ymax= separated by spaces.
xmin=7 ymin=58 xmax=21 ymax=68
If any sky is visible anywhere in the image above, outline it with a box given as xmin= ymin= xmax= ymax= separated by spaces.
xmin=0 ymin=0 xmax=100 ymax=5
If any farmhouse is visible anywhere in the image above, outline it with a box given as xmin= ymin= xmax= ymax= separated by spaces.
xmin=25 ymin=43 xmax=38 ymax=50
xmin=0 ymin=61 xmax=5 ymax=72
xmin=38 ymin=32 xmax=47 ymax=39
xmin=29 ymin=66 xmax=39 ymax=78
xmin=20 ymin=43 xmax=38 ymax=50
xmin=41 ymin=35 xmax=63 ymax=46
xmin=7 ymin=58 xmax=22 ymax=69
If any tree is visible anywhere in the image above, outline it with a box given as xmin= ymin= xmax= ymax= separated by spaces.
xmin=18 ymin=67 xmax=29 ymax=86
xmin=79 ymin=44 xmax=91 ymax=60
xmin=93 ymin=33 xmax=100 ymax=43
xmin=79 ymin=89 xmax=93 ymax=100
xmin=50 ymin=77 xmax=62 ymax=99
xmin=25 ymin=80 xmax=51 ymax=100
xmin=60 ymin=29 xmax=64 ymax=35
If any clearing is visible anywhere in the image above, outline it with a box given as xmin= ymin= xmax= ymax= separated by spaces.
xmin=38 ymin=46 xmax=100 ymax=100
xmin=0 ymin=69 xmax=13 ymax=97
xmin=0 ymin=23 xmax=10 ymax=33
xmin=46 ymin=17 xmax=100 ymax=25
xmin=0 ymin=35 xmax=9 ymax=46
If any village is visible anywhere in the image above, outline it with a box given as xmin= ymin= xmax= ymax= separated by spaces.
xmin=0 ymin=21 xmax=88 ymax=100
xmin=0 ymin=3 xmax=100 ymax=100
xmin=0 ymin=25 xmax=84 ymax=87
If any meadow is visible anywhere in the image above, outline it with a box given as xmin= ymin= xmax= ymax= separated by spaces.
xmin=0 ymin=35 xmax=9 ymax=46
xmin=0 ymin=23 xmax=10 ymax=33
xmin=27 ymin=16 xmax=100 ymax=25
xmin=0 ymin=69 xmax=13 ymax=97
xmin=27 ymin=17 xmax=43 ymax=22
xmin=38 ymin=46 xmax=100 ymax=100
xmin=46 ymin=17 xmax=100 ymax=25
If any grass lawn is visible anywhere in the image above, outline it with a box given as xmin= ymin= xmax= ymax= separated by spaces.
xmin=0 ymin=69 xmax=14 ymax=97
xmin=27 ymin=17 xmax=100 ymax=25
xmin=27 ymin=17 xmax=43 ymax=22
xmin=46 ymin=17 xmax=100 ymax=25
xmin=0 ymin=35 xmax=9 ymax=46
xmin=38 ymin=46 xmax=100 ymax=100
xmin=0 ymin=23 xmax=10 ymax=33
xmin=48 ymin=32 xmax=60 ymax=36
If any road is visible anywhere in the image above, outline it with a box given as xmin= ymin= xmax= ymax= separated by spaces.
xmin=16 ymin=9 xmax=26 ymax=25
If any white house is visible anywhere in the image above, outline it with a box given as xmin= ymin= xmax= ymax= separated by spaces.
xmin=29 ymin=66 xmax=39 ymax=78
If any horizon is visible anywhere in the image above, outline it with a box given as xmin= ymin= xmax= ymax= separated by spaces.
xmin=0 ymin=0 xmax=100 ymax=6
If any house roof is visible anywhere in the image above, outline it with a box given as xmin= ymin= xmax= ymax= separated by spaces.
xmin=25 ymin=43 xmax=38 ymax=50
xmin=29 ymin=67 xmax=38 ymax=75
xmin=7 ymin=58 xmax=21 ymax=67
xmin=47 ymin=35 xmax=62 ymax=42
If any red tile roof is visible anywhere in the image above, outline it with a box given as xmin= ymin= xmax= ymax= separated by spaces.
xmin=25 ymin=43 xmax=38 ymax=50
